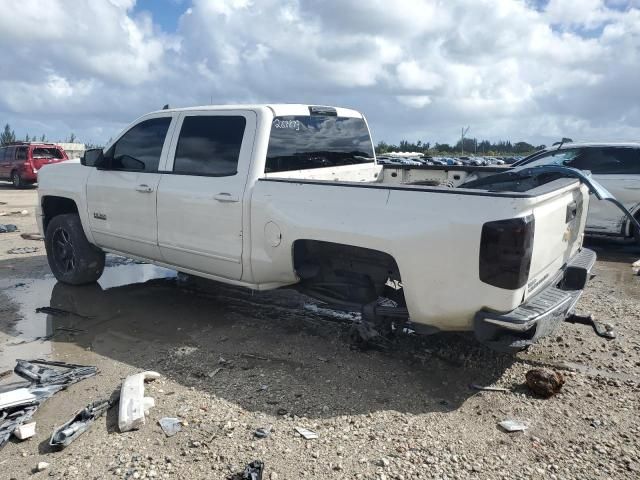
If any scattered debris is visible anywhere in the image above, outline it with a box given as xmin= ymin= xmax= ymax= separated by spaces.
xmin=7 ymin=246 xmax=38 ymax=254
xmin=35 ymin=306 xmax=92 ymax=319
xmin=565 ymin=313 xmax=616 ymax=339
xmin=0 ymin=359 xmax=98 ymax=449
xmin=158 ymin=417 xmax=182 ymax=437
xmin=118 ymin=371 xmax=160 ymax=432
xmin=50 ymin=397 xmax=116 ymax=449
xmin=255 ymin=426 xmax=272 ymax=439
xmin=525 ymin=368 xmax=565 ymax=398
xmin=20 ymin=232 xmax=44 ymax=241
xmin=294 ymin=427 xmax=318 ymax=440
xmin=498 ymin=420 xmax=528 ymax=432
xmin=0 ymin=210 xmax=28 ymax=217
xmin=208 ymin=367 xmax=222 ymax=378
xmin=0 ymin=370 xmax=12 ymax=380
xmin=633 ymin=259 xmax=640 ymax=275
xmin=14 ymin=421 xmax=36 ymax=440
xmin=470 ymin=383 xmax=511 ymax=393
xmin=0 ymin=224 xmax=18 ymax=233
xmin=36 ymin=461 xmax=49 ymax=472
xmin=242 ymin=353 xmax=270 ymax=361
xmin=240 ymin=460 xmax=264 ymax=480
xmin=276 ymin=408 xmax=288 ymax=416
xmin=0 ymin=388 xmax=37 ymax=409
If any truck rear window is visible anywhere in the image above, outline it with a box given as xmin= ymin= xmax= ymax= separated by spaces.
xmin=32 ymin=147 xmax=64 ymax=159
xmin=265 ymin=116 xmax=374 ymax=173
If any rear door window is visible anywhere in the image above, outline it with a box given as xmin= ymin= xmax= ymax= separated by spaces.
xmin=16 ymin=147 xmax=27 ymax=161
xmin=107 ymin=117 xmax=172 ymax=172
xmin=172 ymin=115 xmax=246 ymax=176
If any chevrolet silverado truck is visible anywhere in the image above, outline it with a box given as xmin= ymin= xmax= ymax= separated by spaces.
xmin=36 ymin=104 xmax=603 ymax=352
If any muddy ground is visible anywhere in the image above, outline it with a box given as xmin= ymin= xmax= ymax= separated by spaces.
xmin=0 ymin=183 xmax=639 ymax=480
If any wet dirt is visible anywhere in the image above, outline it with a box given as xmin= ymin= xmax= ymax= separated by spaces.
xmin=0 ymin=187 xmax=639 ymax=480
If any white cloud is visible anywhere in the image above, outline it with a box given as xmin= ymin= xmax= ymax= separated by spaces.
xmin=0 ymin=0 xmax=639 ymax=146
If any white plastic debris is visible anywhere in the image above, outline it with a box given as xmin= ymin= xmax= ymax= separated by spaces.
xmin=498 ymin=419 xmax=528 ymax=432
xmin=37 ymin=462 xmax=49 ymax=471
xmin=0 ymin=388 xmax=36 ymax=409
xmin=294 ymin=427 xmax=318 ymax=439
xmin=158 ymin=417 xmax=182 ymax=437
xmin=14 ymin=421 xmax=36 ymax=440
xmin=118 ymin=371 xmax=160 ymax=432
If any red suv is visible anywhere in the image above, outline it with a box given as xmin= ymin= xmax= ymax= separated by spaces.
xmin=0 ymin=142 xmax=69 ymax=188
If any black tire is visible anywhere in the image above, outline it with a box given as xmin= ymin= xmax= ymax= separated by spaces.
xmin=11 ymin=170 xmax=26 ymax=189
xmin=45 ymin=214 xmax=105 ymax=285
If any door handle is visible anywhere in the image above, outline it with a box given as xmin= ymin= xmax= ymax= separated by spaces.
xmin=214 ymin=193 xmax=239 ymax=203
xmin=135 ymin=184 xmax=153 ymax=193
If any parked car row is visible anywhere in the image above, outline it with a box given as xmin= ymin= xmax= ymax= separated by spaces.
xmin=376 ymin=154 xmax=523 ymax=167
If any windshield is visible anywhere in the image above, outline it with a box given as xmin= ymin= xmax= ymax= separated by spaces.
xmin=516 ymin=149 xmax=579 ymax=168
xmin=265 ymin=115 xmax=374 ymax=173
xmin=32 ymin=147 xmax=64 ymax=159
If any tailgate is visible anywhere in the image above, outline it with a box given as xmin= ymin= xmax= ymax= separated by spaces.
xmin=525 ymin=181 xmax=590 ymax=298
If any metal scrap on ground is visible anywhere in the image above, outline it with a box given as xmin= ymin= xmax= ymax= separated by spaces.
xmin=499 ymin=419 xmax=528 ymax=432
xmin=294 ymin=427 xmax=318 ymax=439
xmin=0 ymin=224 xmax=18 ymax=233
xmin=50 ymin=397 xmax=116 ymax=449
xmin=7 ymin=246 xmax=38 ymax=254
xmin=158 ymin=417 xmax=182 ymax=437
xmin=0 ymin=359 xmax=98 ymax=449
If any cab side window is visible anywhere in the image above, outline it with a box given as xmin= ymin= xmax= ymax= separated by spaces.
xmin=105 ymin=117 xmax=171 ymax=172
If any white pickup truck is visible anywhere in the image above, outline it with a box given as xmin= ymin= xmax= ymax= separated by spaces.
xmin=37 ymin=104 xmax=602 ymax=352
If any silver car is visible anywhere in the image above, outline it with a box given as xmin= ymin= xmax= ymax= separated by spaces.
xmin=514 ymin=143 xmax=640 ymax=243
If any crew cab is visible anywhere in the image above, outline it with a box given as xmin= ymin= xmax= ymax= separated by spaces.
xmin=0 ymin=142 xmax=68 ymax=188
xmin=36 ymin=104 xmax=600 ymax=352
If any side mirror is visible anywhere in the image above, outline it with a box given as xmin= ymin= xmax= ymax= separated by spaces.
xmin=82 ymin=148 xmax=106 ymax=168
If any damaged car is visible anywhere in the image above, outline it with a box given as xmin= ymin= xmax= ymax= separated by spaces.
xmin=34 ymin=104 xmax=628 ymax=352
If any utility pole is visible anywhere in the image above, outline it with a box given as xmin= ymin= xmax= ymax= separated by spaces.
xmin=461 ymin=126 xmax=470 ymax=155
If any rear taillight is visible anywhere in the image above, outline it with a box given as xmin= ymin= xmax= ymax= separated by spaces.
xmin=479 ymin=215 xmax=534 ymax=290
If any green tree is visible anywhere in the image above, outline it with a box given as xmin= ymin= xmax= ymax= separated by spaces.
xmin=68 ymin=132 xmax=76 ymax=143
xmin=0 ymin=124 xmax=16 ymax=145
xmin=40 ymin=134 xmax=46 ymax=142
xmin=25 ymin=133 xmax=30 ymax=142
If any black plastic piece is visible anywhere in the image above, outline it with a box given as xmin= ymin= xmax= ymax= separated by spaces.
xmin=308 ymin=105 xmax=337 ymax=116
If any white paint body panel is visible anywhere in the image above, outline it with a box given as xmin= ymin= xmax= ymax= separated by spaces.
xmin=37 ymin=104 xmax=591 ymax=332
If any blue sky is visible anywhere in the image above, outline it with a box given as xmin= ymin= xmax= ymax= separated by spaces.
xmin=134 ymin=0 xmax=189 ymax=32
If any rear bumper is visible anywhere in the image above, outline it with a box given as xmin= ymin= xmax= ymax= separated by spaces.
xmin=474 ymin=248 xmax=596 ymax=353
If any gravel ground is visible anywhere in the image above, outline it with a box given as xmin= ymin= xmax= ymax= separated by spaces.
xmin=0 ymin=184 xmax=639 ymax=480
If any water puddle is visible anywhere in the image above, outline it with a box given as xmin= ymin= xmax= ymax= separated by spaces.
xmin=0 ymin=261 xmax=175 ymax=370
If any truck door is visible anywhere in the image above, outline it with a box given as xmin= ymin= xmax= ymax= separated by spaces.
xmin=86 ymin=115 xmax=175 ymax=260
xmin=156 ymin=110 xmax=256 ymax=280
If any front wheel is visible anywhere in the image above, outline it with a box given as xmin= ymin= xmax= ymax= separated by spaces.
xmin=45 ymin=214 xmax=105 ymax=284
